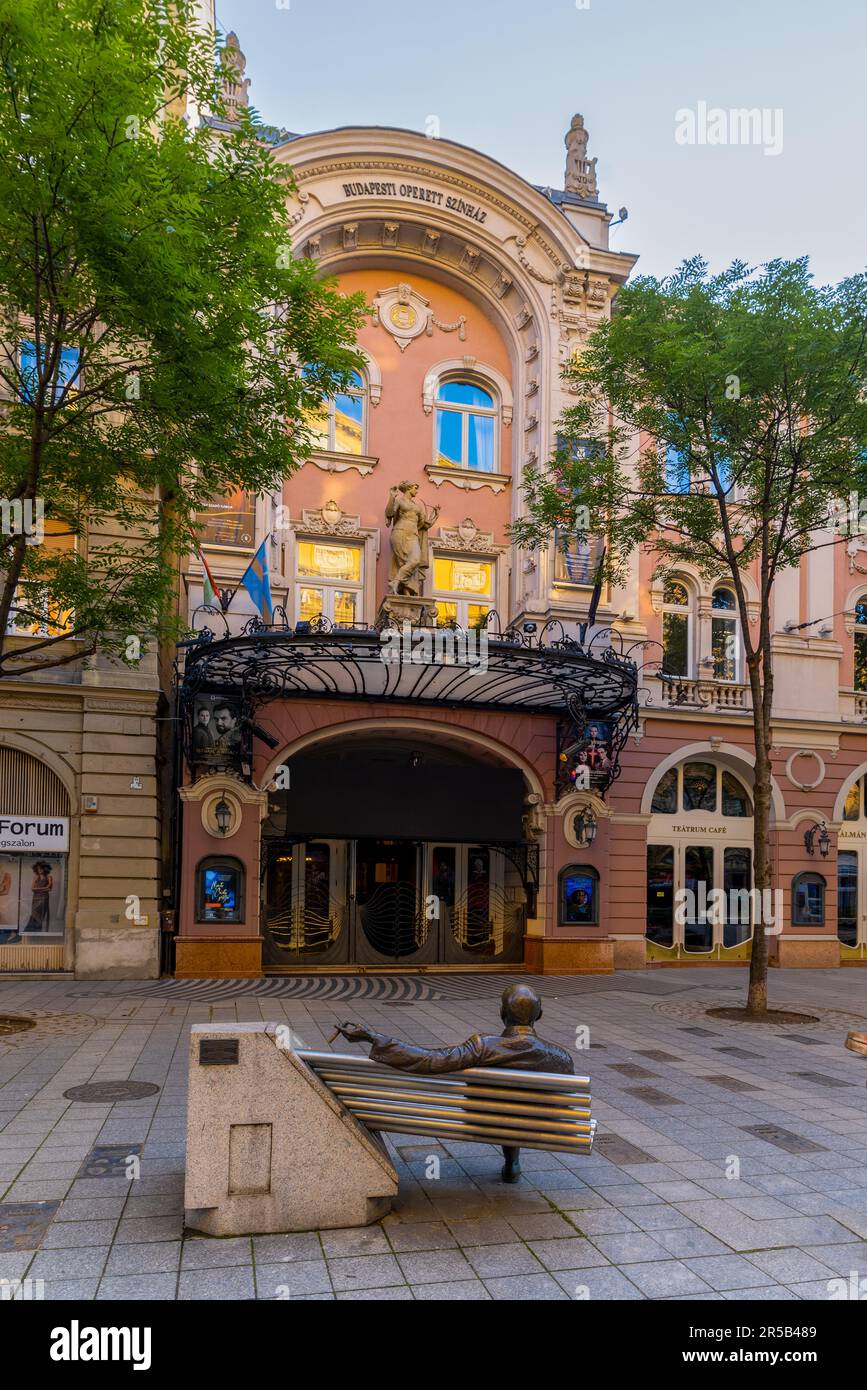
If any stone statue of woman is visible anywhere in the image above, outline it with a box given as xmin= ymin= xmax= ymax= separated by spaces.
xmin=385 ymin=481 xmax=440 ymax=596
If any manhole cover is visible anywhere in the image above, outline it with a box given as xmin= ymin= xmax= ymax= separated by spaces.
xmin=0 ymin=1015 xmax=36 ymax=1037
xmin=63 ymin=1081 xmax=160 ymax=1103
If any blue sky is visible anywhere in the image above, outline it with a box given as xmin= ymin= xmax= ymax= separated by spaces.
xmin=214 ymin=0 xmax=866 ymax=286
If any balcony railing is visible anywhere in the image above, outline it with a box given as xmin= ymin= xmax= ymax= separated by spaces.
xmin=654 ymin=674 xmax=751 ymax=712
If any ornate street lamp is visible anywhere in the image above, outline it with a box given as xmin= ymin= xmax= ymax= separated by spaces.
xmin=804 ymin=821 xmax=830 ymax=858
xmin=573 ymin=807 xmax=598 ymax=848
xmin=214 ymin=797 xmax=232 ymax=835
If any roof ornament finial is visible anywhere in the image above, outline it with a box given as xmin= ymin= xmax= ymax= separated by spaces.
xmin=218 ymin=31 xmax=251 ymax=121
xmin=564 ymin=113 xmax=598 ymax=199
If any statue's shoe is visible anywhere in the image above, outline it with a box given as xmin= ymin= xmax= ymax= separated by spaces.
xmin=845 ymin=1030 xmax=867 ymax=1056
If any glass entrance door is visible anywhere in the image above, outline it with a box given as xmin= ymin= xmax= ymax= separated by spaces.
xmin=353 ymin=839 xmax=437 ymax=965
xmin=262 ymin=839 xmax=350 ymax=967
xmin=646 ymin=840 xmax=753 ymax=957
xmin=837 ymin=847 xmax=867 ymax=956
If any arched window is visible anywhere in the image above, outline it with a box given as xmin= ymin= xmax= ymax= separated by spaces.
xmin=435 ymin=380 xmax=496 ymax=472
xmin=559 ymin=865 xmax=599 ymax=926
xmin=305 ymin=368 xmax=366 ymax=456
xmin=792 ymin=872 xmax=825 ymax=926
xmin=855 ymin=596 xmax=867 ymax=692
xmin=650 ymin=762 xmax=753 ymax=818
xmin=661 ymin=578 xmax=692 ymax=677
xmin=844 ymin=776 xmax=865 ymax=821
xmin=711 ymin=587 xmax=740 ymax=682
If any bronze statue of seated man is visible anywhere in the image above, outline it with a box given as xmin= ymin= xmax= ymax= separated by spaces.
xmin=334 ymin=983 xmax=574 ymax=1183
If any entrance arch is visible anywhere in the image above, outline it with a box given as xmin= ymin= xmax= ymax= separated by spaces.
xmin=259 ymin=719 xmax=542 ymax=969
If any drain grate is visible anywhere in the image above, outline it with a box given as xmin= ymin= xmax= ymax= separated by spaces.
xmin=607 ymin=1063 xmax=660 ymax=1080
xmin=0 ymin=1201 xmax=60 ymax=1251
xmin=63 ymin=1081 xmax=160 ymax=1103
xmin=791 ymin=1072 xmax=855 ymax=1089
xmin=594 ymin=1135 xmax=659 ymax=1165
xmin=79 ymin=1144 xmax=144 ymax=1179
xmin=700 ymin=1074 xmax=763 ymax=1093
xmin=741 ymin=1123 xmax=827 ymax=1155
xmin=0 ymin=1015 xmax=36 ymax=1037
xmin=623 ymin=1086 xmax=683 ymax=1107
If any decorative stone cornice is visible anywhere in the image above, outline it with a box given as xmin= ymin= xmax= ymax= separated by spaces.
xmin=434 ymin=518 xmax=505 ymax=554
xmin=424 ymin=464 xmax=511 ymax=494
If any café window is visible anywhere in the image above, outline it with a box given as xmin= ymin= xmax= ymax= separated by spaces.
xmin=432 ymin=556 xmax=494 ymax=630
xmin=435 ymin=380 xmax=496 ymax=472
xmin=296 ymin=539 xmax=364 ymax=626
xmin=197 ymin=490 xmax=256 ymax=549
xmin=195 ymin=857 xmax=245 ymax=924
xmin=559 ymin=865 xmax=599 ymax=926
xmin=792 ymin=871 xmax=825 ymax=927
xmin=304 ymin=369 xmax=366 ymax=456
xmin=843 ymin=775 xmax=866 ymax=821
xmin=650 ymin=762 xmax=753 ymax=817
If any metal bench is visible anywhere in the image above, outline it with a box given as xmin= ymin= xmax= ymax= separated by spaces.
xmin=298 ymin=1050 xmax=595 ymax=1156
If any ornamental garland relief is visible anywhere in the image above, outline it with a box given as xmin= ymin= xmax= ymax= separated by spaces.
xmin=373 ymin=283 xmax=466 ymax=351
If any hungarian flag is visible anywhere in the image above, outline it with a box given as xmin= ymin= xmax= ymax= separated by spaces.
xmin=239 ymin=536 xmax=274 ymax=623
xmin=197 ymin=550 xmax=221 ymax=609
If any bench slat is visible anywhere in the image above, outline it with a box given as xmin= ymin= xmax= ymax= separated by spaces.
xmin=358 ymin=1113 xmax=597 ymax=1152
xmin=314 ymin=1072 xmax=591 ymax=1109
xmin=325 ymin=1082 xmax=591 ymax=1122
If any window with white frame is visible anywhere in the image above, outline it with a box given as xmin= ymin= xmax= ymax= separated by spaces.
xmin=304 ymin=369 xmax=366 ymax=455
xmin=435 ymin=380 xmax=496 ymax=472
xmin=855 ymin=595 xmax=867 ymax=692
xmin=295 ymin=539 xmax=364 ymax=626
xmin=432 ymin=555 xmax=494 ymax=629
xmin=661 ymin=578 xmax=692 ymax=676
xmin=711 ymin=586 xmax=740 ymax=681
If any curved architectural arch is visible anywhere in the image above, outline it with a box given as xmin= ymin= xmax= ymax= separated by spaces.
xmin=833 ymin=762 xmax=867 ymax=822
xmin=258 ymin=714 xmax=548 ymax=803
xmin=641 ymin=740 xmax=785 ymax=822
xmin=0 ymin=730 xmax=75 ymax=806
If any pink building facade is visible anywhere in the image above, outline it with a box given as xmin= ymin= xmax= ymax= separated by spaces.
xmin=173 ymin=84 xmax=867 ymax=978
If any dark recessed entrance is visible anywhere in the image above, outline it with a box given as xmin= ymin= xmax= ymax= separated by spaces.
xmin=261 ymin=735 xmax=532 ymax=969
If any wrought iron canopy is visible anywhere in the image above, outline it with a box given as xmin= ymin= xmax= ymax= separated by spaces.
xmin=180 ymin=618 xmax=639 ymax=719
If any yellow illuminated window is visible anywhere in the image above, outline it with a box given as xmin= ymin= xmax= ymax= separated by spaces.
xmin=433 ymin=558 xmax=493 ymax=598
xmin=299 ymin=588 xmax=323 ymax=622
xmin=297 ymin=542 xmax=362 ymax=582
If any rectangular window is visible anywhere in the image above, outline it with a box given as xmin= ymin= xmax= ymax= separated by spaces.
xmin=295 ymin=539 xmax=364 ymax=626
xmin=433 ymin=556 xmax=494 ymax=629
xmin=553 ymin=530 xmax=604 ymax=586
xmin=662 ymin=612 xmax=689 ymax=676
xmin=723 ymin=847 xmax=752 ymax=946
xmin=712 ymin=617 xmax=737 ymax=681
xmin=19 ymin=341 xmax=80 ymax=403
xmin=684 ymin=845 xmax=714 ymax=951
xmin=6 ymin=521 xmax=76 ymax=638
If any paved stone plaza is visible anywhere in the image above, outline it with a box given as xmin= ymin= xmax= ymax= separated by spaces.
xmin=1 ymin=967 xmax=866 ymax=1302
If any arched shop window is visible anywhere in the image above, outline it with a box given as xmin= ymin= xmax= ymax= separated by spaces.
xmin=792 ymin=872 xmax=826 ymax=927
xmin=661 ymin=578 xmax=693 ymax=677
xmin=304 ymin=368 xmax=367 ymax=456
xmin=651 ymin=763 xmax=753 ymax=817
xmin=435 ymin=380 xmax=497 ymax=472
xmin=838 ymin=778 xmax=867 ymax=950
xmin=559 ymin=866 xmax=599 ymax=926
xmin=195 ymin=857 xmax=245 ymax=924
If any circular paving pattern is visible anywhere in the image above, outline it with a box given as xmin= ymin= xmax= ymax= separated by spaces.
xmin=653 ymin=996 xmax=867 ymax=1034
xmin=0 ymin=1009 xmax=100 ymax=1047
xmin=0 ymin=1014 xmax=36 ymax=1036
xmin=63 ymin=1080 xmax=160 ymax=1103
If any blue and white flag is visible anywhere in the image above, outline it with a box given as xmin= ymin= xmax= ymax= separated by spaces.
xmin=239 ymin=536 xmax=274 ymax=623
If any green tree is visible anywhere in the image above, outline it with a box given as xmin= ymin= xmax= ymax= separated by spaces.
xmin=512 ymin=258 xmax=867 ymax=1016
xmin=0 ymin=0 xmax=366 ymax=674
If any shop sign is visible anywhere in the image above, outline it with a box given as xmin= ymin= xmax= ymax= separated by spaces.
xmin=0 ymin=817 xmax=69 ymax=852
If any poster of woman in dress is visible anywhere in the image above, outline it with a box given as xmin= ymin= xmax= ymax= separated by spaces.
xmin=0 ymin=854 xmax=65 ymax=942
